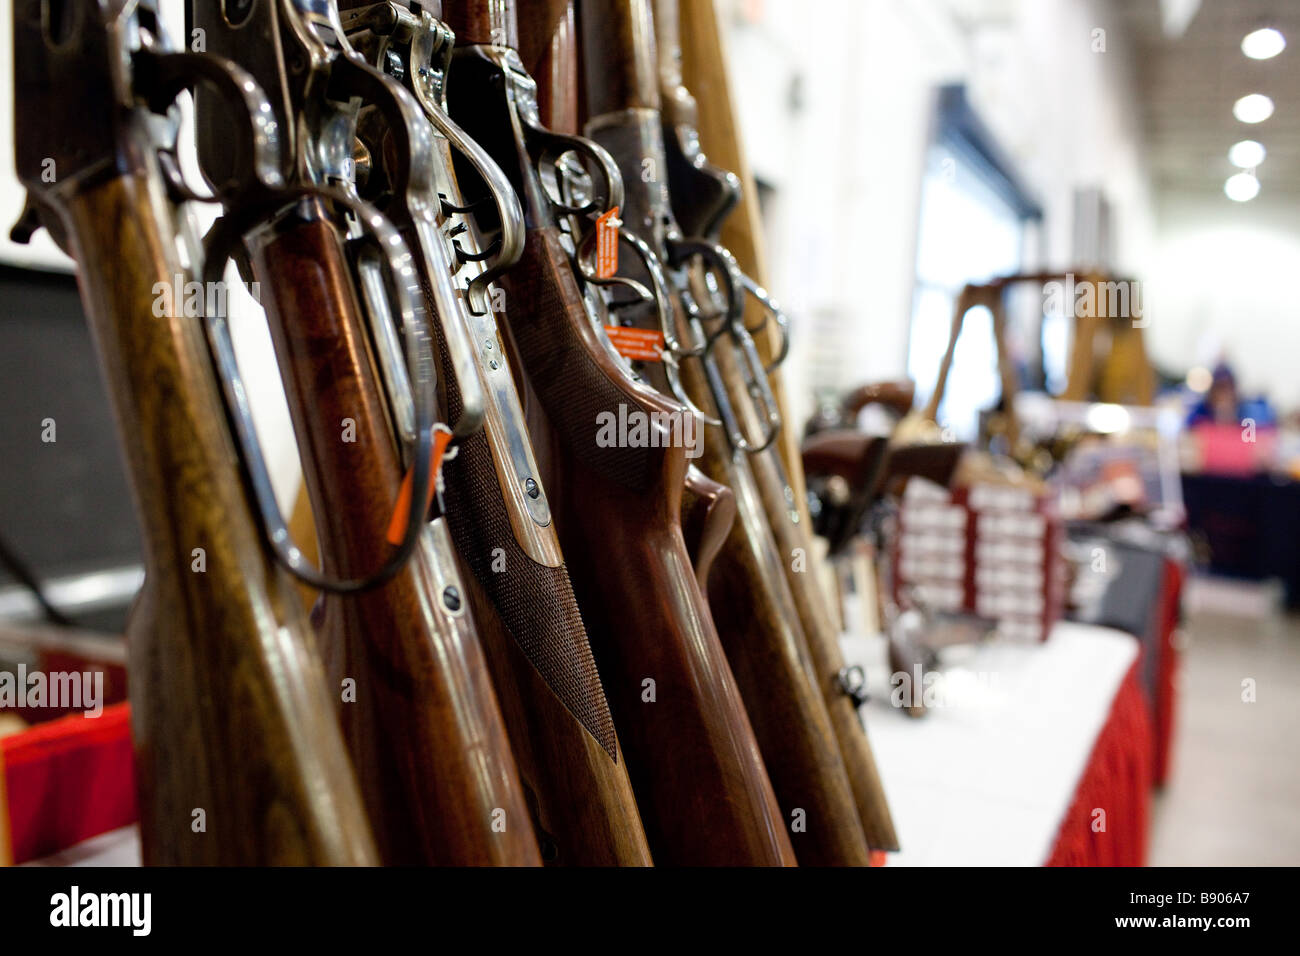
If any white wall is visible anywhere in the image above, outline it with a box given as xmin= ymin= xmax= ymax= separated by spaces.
xmin=1146 ymin=190 xmax=1300 ymax=408
xmin=716 ymin=0 xmax=1155 ymax=426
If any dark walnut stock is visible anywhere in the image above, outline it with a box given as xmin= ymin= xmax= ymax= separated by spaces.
xmin=248 ymin=209 xmax=541 ymax=866
xmin=843 ymin=380 xmax=916 ymax=421
xmin=579 ymin=0 xmax=872 ymax=865
xmin=495 ymin=224 xmax=794 ymax=865
xmin=419 ymin=133 xmax=651 ymax=867
xmin=717 ymin=349 xmax=901 ymax=852
xmin=67 ymin=172 xmax=377 ymax=865
xmin=652 ymin=0 xmax=898 ymax=853
xmin=681 ymin=357 xmax=873 ymax=867
xmin=500 ymin=0 xmax=795 ymax=864
xmin=680 ymin=466 xmax=735 ymax=589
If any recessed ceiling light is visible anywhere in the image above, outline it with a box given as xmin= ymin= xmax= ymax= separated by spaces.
xmin=1225 ymin=171 xmax=1260 ymax=202
xmin=1233 ymin=93 xmax=1275 ymax=124
xmin=1229 ymin=139 xmax=1267 ymax=168
xmin=1242 ymin=27 xmax=1286 ymax=60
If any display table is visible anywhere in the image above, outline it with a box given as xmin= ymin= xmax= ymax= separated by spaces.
xmin=10 ymin=623 xmax=1151 ymax=867
xmin=843 ymin=621 xmax=1151 ymax=866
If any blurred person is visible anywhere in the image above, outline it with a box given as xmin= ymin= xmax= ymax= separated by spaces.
xmin=1187 ymin=363 xmax=1275 ymax=428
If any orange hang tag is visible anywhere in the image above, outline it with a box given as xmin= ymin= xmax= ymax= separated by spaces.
xmin=603 ymin=325 xmax=664 ymax=362
xmin=595 ymin=206 xmax=620 ymax=278
xmin=386 ymin=427 xmax=454 ymax=546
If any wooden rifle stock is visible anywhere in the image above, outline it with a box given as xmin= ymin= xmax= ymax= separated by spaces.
xmin=528 ymin=0 xmax=733 ymax=592
xmin=447 ymin=0 xmax=795 ymax=864
xmin=579 ymin=0 xmax=871 ymax=865
xmin=653 ymin=0 xmax=899 ymax=854
xmin=347 ymin=4 xmax=654 ymax=863
xmin=9 ymin=0 xmax=384 ymax=863
xmin=59 ymin=169 xmax=379 ymax=864
xmin=246 ymin=206 xmax=541 ymax=865
xmin=680 ymin=466 xmax=737 ymax=589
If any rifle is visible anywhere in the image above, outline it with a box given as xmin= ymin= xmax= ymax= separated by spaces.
xmin=337 ymin=1 xmax=654 ymax=864
xmin=189 ymin=0 xmax=543 ymax=864
xmin=11 ymin=0 xmax=377 ymax=864
xmin=653 ymin=0 xmax=901 ymax=854
xmin=440 ymin=0 xmax=795 ymax=865
xmin=577 ymin=0 xmax=872 ymax=864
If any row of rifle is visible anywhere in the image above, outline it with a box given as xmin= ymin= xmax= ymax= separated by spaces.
xmin=12 ymin=0 xmax=898 ymax=865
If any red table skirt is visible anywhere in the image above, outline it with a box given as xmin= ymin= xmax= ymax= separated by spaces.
xmin=1045 ymin=660 xmax=1153 ymax=866
xmin=1152 ymin=559 xmax=1184 ymax=786
xmin=7 ymin=669 xmax=1153 ymax=866
xmin=1 ymin=702 xmax=136 ymax=865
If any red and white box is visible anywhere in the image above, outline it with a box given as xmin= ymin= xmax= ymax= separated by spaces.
xmin=891 ymin=480 xmax=1067 ymax=643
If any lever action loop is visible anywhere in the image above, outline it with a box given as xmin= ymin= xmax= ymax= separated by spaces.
xmin=325 ymin=33 xmax=488 ymax=440
xmin=738 ymin=274 xmax=792 ymax=373
xmin=668 ymin=238 xmax=782 ymax=454
xmin=133 ymin=45 xmax=439 ymax=593
xmin=201 ymin=187 xmax=438 ymax=594
xmin=596 ymin=229 xmax=724 ymax=428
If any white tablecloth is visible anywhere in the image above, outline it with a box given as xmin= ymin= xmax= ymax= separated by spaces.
xmin=843 ymin=621 xmax=1139 ymax=866
xmin=29 ymin=623 xmax=1137 ymax=868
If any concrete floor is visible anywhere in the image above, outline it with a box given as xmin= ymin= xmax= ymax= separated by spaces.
xmin=1148 ymin=586 xmax=1300 ymax=865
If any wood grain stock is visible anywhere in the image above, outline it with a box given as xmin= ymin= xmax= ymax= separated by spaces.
xmin=66 ymin=171 xmax=377 ymax=865
xmin=674 ymin=0 xmax=809 ymax=514
xmin=249 ymin=206 xmax=541 ymax=865
xmin=710 ymin=323 xmax=900 ymax=851
xmin=659 ymin=0 xmax=898 ymax=854
xmin=527 ymin=0 xmax=581 ymax=133
xmin=680 ymin=465 xmax=735 ymax=589
xmin=500 ymin=224 xmax=794 ymax=865
xmin=442 ymin=0 xmax=519 ymax=47
xmin=577 ymin=0 xmax=660 ymax=114
xmin=426 ymin=140 xmax=652 ymax=866
xmin=681 ymin=344 xmax=873 ymax=866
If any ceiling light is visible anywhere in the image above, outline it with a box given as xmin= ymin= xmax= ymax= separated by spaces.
xmin=1234 ymin=94 xmax=1275 ymax=123
xmin=1242 ymin=27 xmax=1286 ymax=60
xmin=1225 ymin=172 xmax=1260 ymax=202
xmin=1229 ymin=139 xmax=1266 ymax=168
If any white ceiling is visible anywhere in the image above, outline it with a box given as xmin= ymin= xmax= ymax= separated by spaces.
xmin=1118 ymin=0 xmax=1300 ymax=198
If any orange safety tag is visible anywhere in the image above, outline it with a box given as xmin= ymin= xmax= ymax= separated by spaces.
xmin=386 ymin=427 xmax=454 ymax=546
xmin=603 ymin=325 xmax=664 ymax=362
xmin=595 ymin=206 xmax=620 ymax=278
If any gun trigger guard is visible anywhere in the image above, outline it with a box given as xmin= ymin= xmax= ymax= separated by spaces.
xmin=526 ymin=123 xmax=625 ymax=221
xmin=663 ymin=354 xmax=723 ymax=429
xmin=609 ymin=229 xmax=710 ymax=361
xmin=201 ymin=186 xmax=439 ymax=595
xmin=130 ymin=49 xmax=285 ymax=201
xmin=667 ymin=238 xmax=783 ymax=454
xmin=738 ymin=273 xmax=791 ymax=373
xmin=155 ymin=148 xmax=213 ymax=205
